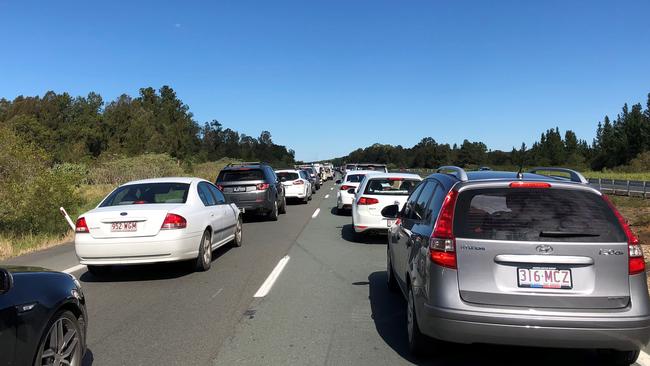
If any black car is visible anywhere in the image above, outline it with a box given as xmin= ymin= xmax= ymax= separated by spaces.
xmin=0 ymin=266 xmax=87 ymax=366
xmin=216 ymin=162 xmax=286 ymax=220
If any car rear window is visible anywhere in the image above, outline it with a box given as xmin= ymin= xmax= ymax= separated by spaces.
xmin=453 ymin=188 xmax=626 ymax=242
xmin=217 ymin=169 xmax=264 ymax=182
xmin=101 ymin=183 xmax=190 ymax=206
xmin=346 ymin=174 xmax=366 ymax=183
xmin=364 ymin=178 xmax=420 ymax=196
xmin=357 ymin=164 xmax=387 ymax=172
xmin=277 ymin=172 xmax=299 ymax=181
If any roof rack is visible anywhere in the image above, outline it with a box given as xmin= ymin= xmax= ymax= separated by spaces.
xmin=226 ymin=162 xmax=265 ymax=167
xmin=436 ymin=166 xmax=468 ymax=181
xmin=527 ymin=167 xmax=588 ymax=184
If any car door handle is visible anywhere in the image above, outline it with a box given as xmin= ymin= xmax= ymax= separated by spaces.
xmin=210 ymin=213 xmax=215 ymax=217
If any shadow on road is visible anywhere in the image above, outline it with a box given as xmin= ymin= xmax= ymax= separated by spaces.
xmin=331 ymin=206 xmax=351 ymax=216
xmin=82 ymin=348 xmax=94 ymax=366
xmin=367 ymin=271 xmax=611 ymax=366
xmin=340 ymin=224 xmax=387 ymax=245
xmin=79 ymin=244 xmax=233 ymax=283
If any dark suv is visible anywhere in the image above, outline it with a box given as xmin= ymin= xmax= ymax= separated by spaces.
xmin=216 ymin=162 xmax=286 ymax=220
xmin=382 ymin=166 xmax=650 ymax=365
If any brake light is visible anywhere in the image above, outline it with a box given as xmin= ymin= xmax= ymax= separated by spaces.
xmin=358 ymin=197 xmax=379 ymax=205
xmin=340 ymin=185 xmax=355 ymax=191
xmin=75 ymin=217 xmax=89 ymax=233
xmin=388 ymin=177 xmax=404 ymax=181
xmin=256 ymin=183 xmax=270 ymax=190
xmin=603 ymin=195 xmax=645 ymax=275
xmin=429 ymin=190 xmax=459 ymax=269
xmin=509 ymin=182 xmax=552 ymax=189
xmin=293 ymin=180 xmax=304 ymax=185
xmin=161 ymin=213 xmax=187 ymax=230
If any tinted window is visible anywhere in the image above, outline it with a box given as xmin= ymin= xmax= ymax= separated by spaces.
xmin=277 ymin=172 xmax=299 ymax=181
xmin=299 ymin=171 xmax=309 ymax=180
xmin=346 ymin=174 xmax=366 ymax=183
xmin=207 ymin=184 xmax=226 ymax=204
xmin=101 ymin=183 xmax=189 ymax=207
xmin=403 ymin=181 xmax=427 ymax=219
xmin=454 ymin=188 xmax=626 ymax=242
xmin=198 ymin=183 xmax=217 ymax=206
xmin=364 ymin=178 xmax=420 ymax=196
xmin=426 ymin=183 xmax=447 ymax=222
xmin=217 ymin=169 xmax=264 ymax=182
xmin=413 ymin=181 xmax=437 ymax=221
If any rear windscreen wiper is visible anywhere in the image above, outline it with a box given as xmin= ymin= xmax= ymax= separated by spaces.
xmin=539 ymin=231 xmax=601 ymax=238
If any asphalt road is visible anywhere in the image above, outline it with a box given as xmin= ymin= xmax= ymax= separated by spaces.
xmin=3 ymin=179 xmax=649 ymax=366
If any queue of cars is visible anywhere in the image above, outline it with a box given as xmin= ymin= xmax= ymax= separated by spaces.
xmin=0 ymin=161 xmax=330 ymax=365
xmin=335 ymin=164 xmax=649 ymax=365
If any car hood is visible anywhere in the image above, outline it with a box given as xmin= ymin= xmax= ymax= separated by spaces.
xmin=3 ymin=265 xmax=55 ymax=274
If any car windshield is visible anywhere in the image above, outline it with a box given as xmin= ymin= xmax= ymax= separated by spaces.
xmin=217 ymin=169 xmax=264 ymax=182
xmin=363 ymin=178 xmax=419 ymax=196
xmin=100 ymin=183 xmax=190 ymax=206
xmin=453 ymin=188 xmax=626 ymax=242
xmin=277 ymin=172 xmax=299 ymax=181
xmin=346 ymin=174 xmax=365 ymax=183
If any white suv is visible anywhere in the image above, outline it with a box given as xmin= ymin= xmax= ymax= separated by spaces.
xmin=351 ymin=173 xmax=422 ymax=235
xmin=276 ymin=169 xmax=312 ymax=203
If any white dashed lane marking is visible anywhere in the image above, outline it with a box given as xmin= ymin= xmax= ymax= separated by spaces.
xmin=312 ymin=208 xmax=320 ymax=218
xmin=253 ymin=256 xmax=290 ymax=298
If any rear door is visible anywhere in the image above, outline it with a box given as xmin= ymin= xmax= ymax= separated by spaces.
xmin=453 ymin=184 xmax=630 ymax=309
xmin=197 ymin=182 xmax=222 ymax=243
xmin=207 ymin=183 xmax=237 ymax=242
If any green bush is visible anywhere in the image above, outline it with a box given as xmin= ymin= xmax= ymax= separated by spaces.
xmin=0 ymin=127 xmax=82 ymax=235
xmin=88 ymin=153 xmax=185 ymax=185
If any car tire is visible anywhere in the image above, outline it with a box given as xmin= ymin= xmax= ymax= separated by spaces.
xmin=87 ymin=265 xmax=111 ymax=277
xmin=387 ymin=247 xmax=399 ymax=293
xmin=268 ymin=201 xmax=279 ymax=221
xmin=35 ymin=310 xmax=84 ymax=366
xmin=407 ymin=286 xmax=427 ymax=356
xmin=232 ymin=216 xmax=243 ymax=247
xmin=195 ymin=230 xmax=212 ymax=272
xmin=600 ymin=350 xmax=640 ymax=366
xmin=279 ymin=196 xmax=287 ymax=214
xmin=302 ymin=195 xmax=309 ymax=204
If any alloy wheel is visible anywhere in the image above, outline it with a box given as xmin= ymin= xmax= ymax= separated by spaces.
xmin=37 ymin=317 xmax=81 ymax=366
xmin=203 ymin=234 xmax=211 ymax=265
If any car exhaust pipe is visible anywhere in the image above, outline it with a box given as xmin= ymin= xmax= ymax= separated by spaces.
xmin=59 ymin=207 xmax=76 ymax=231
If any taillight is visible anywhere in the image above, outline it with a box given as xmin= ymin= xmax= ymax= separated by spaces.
xmin=387 ymin=177 xmax=404 ymax=181
xmin=216 ymin=184 xmax=224 ymax=191
xmin=340 ymin=185 xmax=355 ymax=191
xmin=357 ymin=197 xmax=379 ymax=205
xmin=293 ymin=180 xmax=304 ymax=185
xmin=429 ymin=190 xmax=459 ymax=269
xmin=75 ymin=217 xmax=89 ymax=233
xmin=161 ymin=213 xmax=187 ymax=230
xmin=509 ymin=182 xmax=552 ymax=189
xmin=603 ymin=195 xmax=645 ymax=275
xmin=256 ymin=183 xmax=270 ymax=190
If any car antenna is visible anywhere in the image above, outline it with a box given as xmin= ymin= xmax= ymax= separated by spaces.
xmin=517 ymin=163 xmax=524 ymax=180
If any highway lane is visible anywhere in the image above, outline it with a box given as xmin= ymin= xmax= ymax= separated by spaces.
xmin=212 ymin=188 xmax=647 ymax=366
xmin=1 ymin=182 xmax=334 ymax=366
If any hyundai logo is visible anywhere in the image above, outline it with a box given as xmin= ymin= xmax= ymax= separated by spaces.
xmin=120 ymin=212 xmax=128 ymax=216
xmin=536 ymin=245 xmax=553 ymax=254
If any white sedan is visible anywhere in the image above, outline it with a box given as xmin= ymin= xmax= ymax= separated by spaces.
xmin=275 ymin=169 xmax=312 ymax=203
xmin=336 ymin=170 xmax=374 ymax=213
xmin=351 ymin=173 xmax=422 ymax=235
xmin=74 ymin=177 xmax=242 ymax=275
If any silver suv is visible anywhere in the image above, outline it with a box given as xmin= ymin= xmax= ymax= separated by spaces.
xmin=382 ymin=166 xmax=650 ymax=365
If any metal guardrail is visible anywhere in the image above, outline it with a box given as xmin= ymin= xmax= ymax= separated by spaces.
xmin=390 ymin=169 xmax=650 ymax=199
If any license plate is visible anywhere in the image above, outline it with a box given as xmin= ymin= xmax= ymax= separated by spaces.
xmin=233 ymin=186 xmax=246 ymax=192
xmin=386 ymin=219 xmax=395 ymax=227
xmin=111 ymin=221 xmax=137 ymax=232
xmin=518 ymin=268 xmax=572 ymax=289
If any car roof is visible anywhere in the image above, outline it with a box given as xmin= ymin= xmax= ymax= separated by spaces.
xmin=276 ymin=169 xmax=301 ymax=173
xmin=362 ymin=172 xmax=422 ymax=180
xmin=122 ymin=177 xmax=204 ymax=186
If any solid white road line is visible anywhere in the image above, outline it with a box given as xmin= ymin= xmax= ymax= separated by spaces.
xmin=254 ymin=255 xmax=290 ymax=298
xmin=62 ymin=264 xmax=86 ymax=274
xmin=324 ymin=194 xmax=330 ymax=199
xmin=637 ymin=350 xmax=650 ymax=366
xmin=312 ymin=208 xmax=320 ymax=218
xmin=330 ymin=187 xmax=334 ymax=190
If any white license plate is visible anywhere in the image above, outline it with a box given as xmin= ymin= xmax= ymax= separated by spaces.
xmin=233 ymin=186 xmax=246 ymax=192
xmin=111 ymin=221 xmax=137 ymax=232
xmin=518 ymin=268 xmax=572 ymax=289
xmin=386 ymin=219 xmax=395 ymax=227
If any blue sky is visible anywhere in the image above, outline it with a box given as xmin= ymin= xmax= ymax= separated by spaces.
xmin=1 ymin=0 xmax=649 ymax=161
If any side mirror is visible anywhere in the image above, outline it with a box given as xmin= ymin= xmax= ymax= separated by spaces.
xmin=347 ymin=188 xmax=356 ymax=195
xmin=381 ymin=204 xmax=399 ymax=218
xmin=335 ymin=180 xmax=342 ymax=184
xmin=0 ymin=269 xmax=14 ymax=294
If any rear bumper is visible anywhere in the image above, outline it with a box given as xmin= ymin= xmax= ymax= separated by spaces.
xmin=337 ymin=192 xmax=354 ymax=209
xmin=352 ymin=209 xmax=390 ymax=233
xmin=75 ymin=231 xmax=202 ymax=265
xmin=419 ymin=303 xmax=650 ymax=350
xmin=223 ymin=191 xmax=273 ymax=212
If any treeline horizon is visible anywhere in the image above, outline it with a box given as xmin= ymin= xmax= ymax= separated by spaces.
xmin=331 ymin=92 xmax=650 ymax=172
xmin=0 ymin=86 xmax=296 ymax=167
